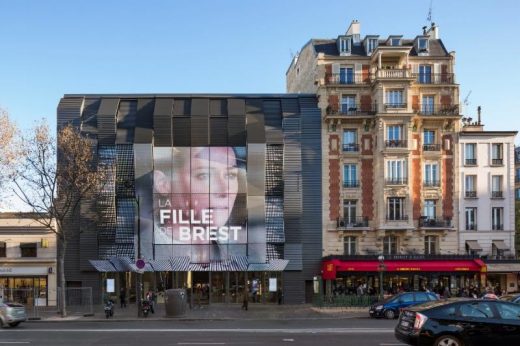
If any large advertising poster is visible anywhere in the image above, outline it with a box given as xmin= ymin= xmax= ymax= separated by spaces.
xmin=153 ymin=147 xmax=248 ymax=263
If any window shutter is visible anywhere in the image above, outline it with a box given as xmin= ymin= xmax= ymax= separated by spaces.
xmin=433 ymin=63 xmax=440 ymax=75
xmin=412 ymin=64 xmax=419 ymax=74
xmin=360 ymin=95 xmax=371 ymax=112
xmin=412 ymin=95 xmax=419 ymax=112
xmin=440 ymin=95 xmax=451 ymax=106
xmin=355 ymin=63 xmax=362 ymax=82
xmin=332 ymin=63 xmax=340 ymax=75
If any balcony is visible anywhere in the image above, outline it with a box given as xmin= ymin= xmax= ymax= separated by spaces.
xmin=413 ymin=73 xmax=455 ymax=84
xmin=325 ymin=73 xmax=370 ymax=85
xmin=465 ymin=159 xmax=477 ymax=166
xmin=465 ymin=191 xmax=477 ymax=198
xmin=491 ymin=159 xmax=503 ymax=166
xmin=375 ymin=68 xmax=411 ymax=79
xmin=326 ymin=104 xmax=377 ymax=116
xmin=491 ymin=191 xmax=503 ymax=199
xmin=423 ymin=144 xmax=441 ymax=151
xmin=384 ymin=103 xmax=407 ymax=111
xmin=423 ymin=180 xmax=440 ymax=187
xmin=343 ymin=180 xmax=360 ymax=188
xmin=416 ymin=104 xmax=459 ymax=116
xmin=386 ymin=177 xmax=408 ymax=185
xmin=492 ymin=224 xmax=504 ymax=231
xmin=337 ymin=217 xmax=369 ymax=229
xmin=419 ymin=217 xmax=452 ymax=228
xmin=465 ymin=224 xmax=477 ymax=231
xmin=342 ymin=143 xmax=359 ymax=152
xmin=515 ymin=176 xmax=520 ymax=183
xmin=385 ymin=140 xmax=407 ymax=148
xmin=386 ymin=214 xmax=409 ymax=221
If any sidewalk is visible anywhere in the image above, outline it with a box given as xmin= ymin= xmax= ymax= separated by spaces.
xmin=31 ymin=303 xmax=369 ymax=322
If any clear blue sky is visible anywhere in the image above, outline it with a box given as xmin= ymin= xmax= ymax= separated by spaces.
xmin=0 ymin=0 xmax=518 ymax=141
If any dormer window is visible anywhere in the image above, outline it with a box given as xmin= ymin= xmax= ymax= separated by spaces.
xmin=338 ymin=36 xmax=352 ymax=56
xmin=366 ymin=38 xmax=378 ymax=55
xmin=391 ymin=38 xmax=401 ymax=46
xmin=418 ymin=38 xmax=429 ymax=52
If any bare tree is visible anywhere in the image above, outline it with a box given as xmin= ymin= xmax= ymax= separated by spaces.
xmin=10 ymin=121 xmax=105 ymax=317
xmin=0 ymin=107 xmax=18 ymax=194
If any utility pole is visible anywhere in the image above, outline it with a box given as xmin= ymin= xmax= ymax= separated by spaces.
xmin=135 ymin=195 xmax=143 ymax=318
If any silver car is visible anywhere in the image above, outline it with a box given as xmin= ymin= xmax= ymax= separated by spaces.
xmin=0 ymin=301 xmax=27 ymax=327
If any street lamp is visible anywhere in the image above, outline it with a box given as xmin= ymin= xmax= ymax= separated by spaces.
xmin=378 ymin=255 xmax=386 ymax=301
xmin=134 ymin=194 xmax=143 ymax=318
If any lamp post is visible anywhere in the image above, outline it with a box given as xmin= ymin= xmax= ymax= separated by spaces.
xmin=134 ymin=195 xmax=143 ymax=318
xmin=378 ymin=255 xmax=386 ymax=301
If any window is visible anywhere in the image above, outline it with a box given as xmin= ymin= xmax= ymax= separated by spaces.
xmin=495 ymin=302 xmax=520 ymax=320
xmin=423 ymin=200 xmax=437 ymax=219
xmin=344 ymin=236 xmax=357 ymax=255
xmin=424 ymin=235 xmax=437 ymax=255
xmin=339 ymin=37 xmax=351 ymax=55
xmin=386 ymin=159 xmax=407 ymax=183
xmin=387 ymin=197 xmax=406 ymax=220
xmin=465 ymin=143 xmax=477 ymax=165
xmin=343 ymin=164 xmax=358 ymax=187
xmin=367 ymin=38 xmax=378 ymax=55
xmin=341 ymin=95 xmax=356 ymax=114
xmin=422 ymin=95 xmax=434 ymax=114
xmin=465 ymin=208 xmax=477 ymax=230
xmin=465 ymin=175 xmax=476 ymax=198
xmin=20 ymin=243 xmax=37 ymax=257
xmin=339 ymin=67 xmax=354 ymax=84
xmin=516 ymin=188 xmax=520 ymax=200
xmin=387 ymin=125 xmax=403 ymax=141
xmin=343 ymin=200 xmax=357 ymax=223
xmin=423 ymin=130 xmax=435 ymax=145
xmin=459 ymin=302 xmax=494 ymax=319
xmin=424 ymin=163 xmax=439 ymax=186
xmin=492 ymin=175 xmax=503 ymax=198
xmin=343 ymin=129 xmax=358 ymax=151
xmin=418 ymin=65 xmax=432 ymax=84
xmin=516 ymin=168 xmax=520 ymax=182
xmin=492 ymin=207 xmax=504 ymax=230
xmin=399 ymin=293 xmax=414 ymax=303
xmin=0 ymin=241 xmax=5 ymax=257
xmin=386 ymin=90 xmax=404 ymax=108
xmin=418 ymin=38 xmax=429 ymax=52
xmin=383 ymin=236 xmax=398 ymax=255
xmin=391 ymin=38 xmax=401 ymax=46
xmin=491 ymin=144 xmax=503 ymax=165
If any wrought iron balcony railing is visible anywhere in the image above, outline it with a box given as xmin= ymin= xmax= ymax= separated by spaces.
xmin=413 ymin=73 xmax=455 ymax=84
xmin=423 ymin=180 xmax=440 ymax=187
xmin=325 ymin=73 xmax=371 ymax=85
xmin=465 ymin=191 xmax=477 ymax=198
xmin=423 ymin=144 xmax=441 ymax=151
xmin=491 ymin=191 xmax=503 ymax=198
xmin=465 ymin=159 xmax=477 ymax=165
xmin=492 ymin=224 xmax=504 ymax=231
xmin=419 ymin=218 xmax=452 ymax=228
xmin=386 ymin=177 xmax=408 ymax=185
xmin=384 ymin=103 xmax=407 ymax=110
xmin=326 ymin=104 xmax=377 ymax=116
xmin=337 ymin=217 xmax=369 ymax=228
xmin=385 ymin=140 xmax=407 ymax=148
xmin=465 ymin=223 xmax=477 ymax=230
xmin=376 ymin=68 xmax=411 ymax=79
xmin=416 ymin=104 xmax=459 ymax=116
xmin=491 ymin=159 xmax=503 ymax=165
xmin=342 ymin=143 xmax=359 ymax=152
xmin=386 ymin=214 xmax=409 ymax=221
xmin=343 ymin=180 xmax=360 ymax=188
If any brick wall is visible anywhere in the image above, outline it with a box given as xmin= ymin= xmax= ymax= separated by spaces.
xmin=443 ymin=157 xmax=454 ymax=218
xmin=361 ymin=159 xmax=374 ymax=219
xmin=329 ymin=134 xmax=340 ymax=220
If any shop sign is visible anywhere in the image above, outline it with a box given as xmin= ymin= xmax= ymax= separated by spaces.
xmin=0 ymin=266 xmax=49 ymax=276
xmin=396 ymin=267 xmax=421 ymax=271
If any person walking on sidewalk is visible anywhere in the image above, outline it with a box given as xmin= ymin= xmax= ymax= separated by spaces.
xmin=119 ymin=287 xmax=126 ymax=308
xmin=241 ymin=289 xmax=248 ymax=311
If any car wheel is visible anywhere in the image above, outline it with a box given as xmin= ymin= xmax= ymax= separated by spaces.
xmin=384 ymin=309 xmax=395 ymax=319
xmin=434 ymin=335 xmax=463 ymax=346
xmin=9 ymin=322 xmax=20 ymax=327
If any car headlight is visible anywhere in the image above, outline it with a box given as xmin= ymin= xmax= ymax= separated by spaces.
xmin=375 ymin=305 xmax=384 ymax=310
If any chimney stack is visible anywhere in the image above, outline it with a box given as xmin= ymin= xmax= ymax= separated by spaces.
xmin=426 ymin=22 xmax=439 ymax=39
xmin=347 ymin=20 xmax=361 ymax=45
xmin=477 ymin=106 xmax=481 ymax=125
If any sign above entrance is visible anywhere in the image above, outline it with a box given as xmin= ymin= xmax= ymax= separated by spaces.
xmin=0 ymin=266 xmax=51 ymax=276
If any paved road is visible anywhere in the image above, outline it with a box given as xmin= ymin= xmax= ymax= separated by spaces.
xmin=0 ymin=319 xmax=406 ymax=346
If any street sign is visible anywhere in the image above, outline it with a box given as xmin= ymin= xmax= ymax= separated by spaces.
xmin=136 ymin=259 xmax=145 ymax=270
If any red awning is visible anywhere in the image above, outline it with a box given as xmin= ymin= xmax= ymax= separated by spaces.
xmin=322 ymin=259 xmax=485 ymax=280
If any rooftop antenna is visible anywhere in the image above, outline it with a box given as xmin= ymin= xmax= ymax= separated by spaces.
xmin=427 ymin=0 xmax=433 ymax=25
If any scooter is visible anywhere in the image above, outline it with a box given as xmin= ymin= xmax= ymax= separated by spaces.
xmin=141 ymin=300 xmax=151 ymax=317
xmin=104 ymin=300 xmax=114 ymax=319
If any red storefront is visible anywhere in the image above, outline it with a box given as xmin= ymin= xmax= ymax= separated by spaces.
xmin=321 ymin=257 xmax=486 ymax=296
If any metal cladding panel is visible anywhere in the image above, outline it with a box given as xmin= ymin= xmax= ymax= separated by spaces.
xmin=247 ymin=195 xmax=266 ymax=243
xmin=116 ymin=100 xmax=137 ymax=144
xmin=298 ymin=97 xmax=318 ymax=110
xmin=281 ymin=98 xmax=299 ymax=119
xmin=81 ymin=98 xmax=100 ymax=136
xmin=80 ymin=193 xmax=99 ymax=271
xmin=172 ymin=118 xmax=192 ymax=146
xmin=300 ymin=107 xmax=322 ymax=278
xmin=153 ymin=98 xmax=173 ymax=146
xmin=263 ymin=100 xmax=283 ymax=144
xmin=134 ymin=143 xmax=154 ymax=259
xmin=284 ymin=243 xmax=303 ymax=271
xmin=190 ymin=98 xmax=210 ymax=116
xmin=57 ymin=97 xmax=84 ymax=129
xmin=247 ymin=143 xmax=266 ymax=196
xmin=283 ymin=271 xmax=305 ymax=304
xmin=97 ymin=98 xmax=119 ymax=144
xmin=246 ymin=100 xmax=265 ymax=144
xmin=227 ymin=98 xmax=245 ymax=116
xmin=227 ymin=115 xmax=246 ymax=146
xmin=63 ymin=207 xmax=82 ymax=280
xmin=210 ymin=117 xmax=228 ymax=146
xmin=190 ymin=117 xmax=209 ymax=146
xmin=210 ymin=99 xmax=227 ymax=116
xmin=134 ymin=98 xmax=154 ymax=143
xmin=283 ymin=117 xmax=302 ymax=243
xmin=173 ymin=99 xmax=191 ymax=116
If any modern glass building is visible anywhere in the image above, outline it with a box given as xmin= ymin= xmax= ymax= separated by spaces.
xmin=57 ymin=94 xmax=322 ymax=304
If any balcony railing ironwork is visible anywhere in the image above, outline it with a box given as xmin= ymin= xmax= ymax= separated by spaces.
xmin=465 ymin=191 xmax=477 ymax=198
xmin=419 ymin=217 xmax=452 ymax=228
xmin=385 ymin=177 xmax=408 ymax=185
xmin=416 ymin=104 xmax=459 ymax=116
xmin=423 ymin=144 xmax=441 ymax=151
xmin=491 ymin=191 xmax=503 ymax=198
xmin=465 ymin=159 xmax=477 ymax=165
xmin=343 ymin=143 xmax=360 ymax=152
xmin=385 ymin=140 xmax=407 ymax=148
xmin=413 ymin=73 xmax=455 ymax=84
xmin=465 ymin=223 xmax=477 ymax=230
xmin=492 ymin=224 xmax=504 ymax=231
xmin=326 ymin=104 xmax=377 ymax=116
xmin=384 ymin=103 xmax=407 ymax=110
xmin=376 ymin=68 xmax=411 ymax=79
xmin=423 ymin=180 xmax=440 ymax=187
xmin=343 ymin=180 xmax=360 ymax=188
xmin=491 ymin=159 xmax=503 ymax=165
xmin=337 ymin=217 xmax=369 ymax=228
xmin=325 ymin=73 xmax=371 ymax=85
xmin=386 ymin=214 xmax=409 ymax=221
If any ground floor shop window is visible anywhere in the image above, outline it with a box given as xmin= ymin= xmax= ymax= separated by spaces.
xmin=0 ymin=276 xmax=48 ymax=305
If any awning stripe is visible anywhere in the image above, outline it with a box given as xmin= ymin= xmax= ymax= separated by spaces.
xmin=492 ymin=240 xmax=508 ymax=250
xmin=267 ymin=259 xmax=289 ymax=271
xmin=466 ymin=240 xmax=483 ymax=251
xmin=149 ymin=260 xmax=173 ymax=272
xmin=171 ymin=256 xmax=191 ymax=271
xmin=89 ymin=260 xmax=117 ymax=272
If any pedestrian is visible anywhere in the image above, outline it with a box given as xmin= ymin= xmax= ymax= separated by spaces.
xmin=119 ymin=287 xmax=126 ymax=308
xmin=146 ymin=290 xmax=155 ymax=314
xmin=277 ymin=288 xmax=283 ymax=305
xmin=241 ymin=289 xmax=249 ymax=311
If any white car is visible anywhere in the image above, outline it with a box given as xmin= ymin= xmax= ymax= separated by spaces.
xmin=0 ymin=301 xmax=27 ymax=327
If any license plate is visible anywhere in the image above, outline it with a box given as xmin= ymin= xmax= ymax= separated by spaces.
xmin=400 ymin=321 xmax=410 ymax=327
xmin=369 ymin=310 xmax=374 ymax=313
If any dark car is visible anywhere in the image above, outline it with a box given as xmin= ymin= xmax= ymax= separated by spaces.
xmin=395 ymin=299 xmax=520 ymax=346
xmin=500 ymin=294 xmax=520 ymax=304
xmin=369 ymin=291 xmax=438 ymax=319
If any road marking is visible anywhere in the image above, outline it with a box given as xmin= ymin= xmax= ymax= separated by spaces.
xmin=177 ymin=343 xmax=226 ymax=345
xmin=282 ymin=339 xmax=294 ymax=342
xmin=0 ymin=343 xmax=31 ymax=344
xmin=380 ymin=344 xmax=407 ymax=346
xmin=0 ymin=328 xmax=394 ymax=334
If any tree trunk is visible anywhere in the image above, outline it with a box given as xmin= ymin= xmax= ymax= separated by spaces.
xmin=59 ymin=239 xmax=67 ymax=317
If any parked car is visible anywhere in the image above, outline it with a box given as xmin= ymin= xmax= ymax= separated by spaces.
xmin=0 ymin=301 xmax=27 ymax=327
xmin=499 ymin=293 xmax=520 ymax=304
xmin=369 ymin=291 xmax=438 ymax=319
xmin=395 ymin=299 xmax=520 ymax=346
